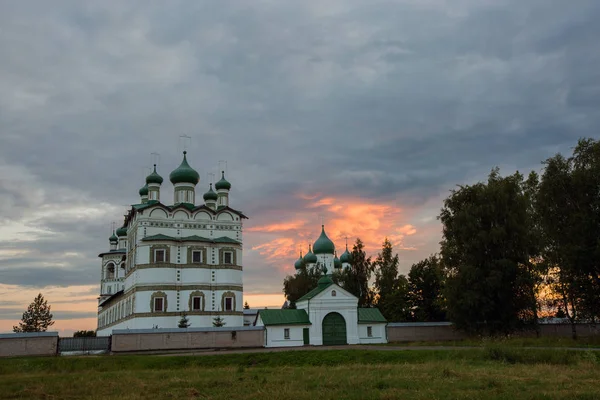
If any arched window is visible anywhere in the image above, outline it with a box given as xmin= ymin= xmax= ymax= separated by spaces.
xmin=331 ymin=290 xmax=337 ymax=297
xmin=106 ymin=263 xmax=115 ymax=279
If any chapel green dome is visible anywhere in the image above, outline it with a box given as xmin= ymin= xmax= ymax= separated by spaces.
xmin=294 ymin=253 xmax=304 ymax=270
xmin=334 ymin=253 xmax=342 ymax=269
xmin=203 ymin=183 xmax=218 ymax=201
xmin=313 ymin=225 xmax=335 ymax=254
xmin=146 ymin=164 xmax=163 ymax=185
xmin=317 ymin=275 xmax=333 ymax=286
xmin=215 ymin=171 xmax=231 ymax=190
xmin=139 ymin=184 xmax=149 ymax=196
xmin=169 ymin=151 xmax=200 ymax=185
xmin=340 ymin=246 xmax=352 ymax=264
xmin=116 ymin=225 xmax=127 ymax=237
xmin=303 ymin=245 xmax=318 ymax=264
xmin=109 ymin=232 xmax=118 ymax=242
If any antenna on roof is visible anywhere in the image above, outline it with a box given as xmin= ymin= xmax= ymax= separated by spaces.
xmin=208 ymin=172 xmax=216 ymax=185
xmin=179 ymin=135 xmax=191 ymax=153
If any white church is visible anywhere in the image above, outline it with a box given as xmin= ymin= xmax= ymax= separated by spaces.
xmin=96 ymin=152 xmax=387 ymax=346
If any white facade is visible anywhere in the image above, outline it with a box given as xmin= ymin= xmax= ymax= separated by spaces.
xmin=97 ymin=154 xmax=246 ymax=336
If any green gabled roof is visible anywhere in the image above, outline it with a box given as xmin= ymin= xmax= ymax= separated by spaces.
xmin=142 ymin=234 xmax=176 ymax=241
xmin=258 ymin=309 xmax=311 ymax=326
xmin=213 ymin=236 xmax=241 ymax=244
xmin=180 ymin=235 xmax=211 ymax=241
xmin=358 ymin=308 xmax=387 ymax=324
xmin=297 ymin=278 xmax=334 ymax=302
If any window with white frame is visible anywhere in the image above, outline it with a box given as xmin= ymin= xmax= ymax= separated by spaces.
xmin=331 ymin=290 xmax=337 ymax=297
xmin=155 ymin=249 xmax=166 ymax=263
xmin=192 ymin=250 xmax=203 ymax=263
xmin=367 ymin=326 xmax=373 ymax=337
xmin=154 ymin=297 xmax=164 ymax=312
xmin=223 ymin=251 xmax=233 ymax=264
xmin=192 ymin=296 xmax=202 ymax=311
xmin=284 ymin=328 xmax=290 ymax=339
xmin=224 ymin=296 xmax=233 ymax=311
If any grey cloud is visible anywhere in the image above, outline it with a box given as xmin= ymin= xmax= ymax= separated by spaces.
xmin=1 ymin=0 xmax=600 ymax=294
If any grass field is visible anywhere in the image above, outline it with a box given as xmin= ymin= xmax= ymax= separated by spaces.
xmin=0 ymin=348 xmax=598 ymax=399
xmin=392 ymin=336 xmax=600 ymax=348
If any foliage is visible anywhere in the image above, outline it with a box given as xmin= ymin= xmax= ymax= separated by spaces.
xmin=12 ymin=293 xmax=55 ymax=333
xmin=407 ymin=255 xmax=446 ymax=321
xmin=73 ymin=330 xmax=96 ymax=337
xmin=337 ymin=238 xmax=374 ymax=307
xmin=212 ymin=315 xmax=226 ymax=327
xmin=536 ymin=138 xmax=600 ymax=334
xmin=243 ymin=302 xmax=250 ymax=310
xmin=373 ymin=238 xmax=409 ymax=320
xmin=439 ymin=168 xmax=540 ymax=335
xmin=283 ymin=265 xmax=322 ymax=308
xmin=178 ymin=313 xmax=190 ymax=328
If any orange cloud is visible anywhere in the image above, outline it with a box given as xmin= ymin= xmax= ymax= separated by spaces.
xmin=250 ymin=194 xmax=422 ymax=269
xmin=247 ymin=220 xmax=306 ymax=232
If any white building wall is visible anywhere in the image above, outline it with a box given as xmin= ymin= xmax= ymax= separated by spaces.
xmin=264 ymin=326 xmax=307 ymax=348
xmin=357 ymin=323 xmax=387 ymax=344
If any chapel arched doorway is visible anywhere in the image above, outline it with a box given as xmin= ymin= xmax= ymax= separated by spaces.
xmin=322 ymin=312 xmax=347 ymax=345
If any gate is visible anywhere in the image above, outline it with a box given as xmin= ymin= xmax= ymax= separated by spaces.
xmin=58 ymin=336 xmax=111 ymax=355
xmin=322 ymin=312 xmax=346 ymax=345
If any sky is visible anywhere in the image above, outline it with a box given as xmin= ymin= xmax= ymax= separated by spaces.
xmin=1 ymin=0 xmax=599 ymax=335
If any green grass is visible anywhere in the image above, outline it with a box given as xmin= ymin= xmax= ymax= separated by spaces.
xmin=0 ymin=349 xmax=598 ymax=399
xmin=391 ymin=336 xmax=600 ymax=348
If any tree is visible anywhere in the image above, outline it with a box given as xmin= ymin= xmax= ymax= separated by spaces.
xmin=372 ymin=238 xmax=411 ymax=321
xmin=243 ymin=301 xmax=250 ymax=310
xmin=536 ymin=138 xmax=600 ymax=336
xmin=440 ymin=168 xmax=540 ymax=335
xmin=212 ymin=315 xmax=226 ymax=327
xmin=73 ymin=330 xmax=96 ymax=337
xmin=283 ymin=265 xmax=322 ymax=308
xmin=408 ymin=255 xmax=446 ymax=322
xmin=178 ymin=313 xmax=190 ymax=328
xmin=13 ymin=293 xmax=55 ymax=333
xmin=337 ymin=238 xmax=374 ymax=307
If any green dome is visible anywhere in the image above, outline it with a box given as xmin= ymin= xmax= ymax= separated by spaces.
xmin=313 ymin=225 xmax=335 ymax=254
xmin=215 ymin=171 xmax=231 ymax=190
xmin=146 ymin=164 xmax=163 ymax=185
xmin=340 ymin=245 xmax=352 ymax=264
xmin=139 ymin=184 xmax=149 ymax=196
xmin=116 ymin=225 xmax=127 ymax=237
xmin=334 ymin=253 xmax=342 ymax=269
xmin=203 ymin=183 xmax=218 ymax=201
xmin=169 ymin=151 xmax=200 ymax=185
xmin=303 ymin=245 xmax=318 ymax=264
xmin=294 ymin=253 xmax=304 ymax=270
xmin=109 ymin=232 xmax=118 ymax=242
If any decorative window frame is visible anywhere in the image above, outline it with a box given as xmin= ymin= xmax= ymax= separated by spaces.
xmin=150 ymin=245 xmax=170 ymax=264
xmin=150 ymin=291 xmax=168 ymax=312
xmin=219 ymin=248 xmax=237 ymax=265
xmin=331 ymin=290 xmax=337 ymax=297
xmin=106 ymin=263 xmax=115 ymax=279
xmin=221 ymin=291 xmax=236 ymax=312
xmin=188 ymin=290 xmax=206 ymax=311
xmin=187 ymin=246 xmax=207 ymax=265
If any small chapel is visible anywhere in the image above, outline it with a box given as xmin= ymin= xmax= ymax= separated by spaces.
xmin=255 ymin=225 xmax=388 ymax=347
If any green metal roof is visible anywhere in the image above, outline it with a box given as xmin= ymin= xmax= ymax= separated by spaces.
xmin=313 ymin=225 xmax=335 ymax=254
xmin=203 ymin=183 xmax=218 ymax=201
xmin=169 ymin=151 xmax=200 ymax=185
xmin=358 ymin=308 xmax=387 ymax=324
xmin=146 ymin=164 xmax=164 ymax=185
xmin=215 ymin=170 xmax=231 ymax=190
xmin=258 ymin=309 xmax=311 ymax=326
xmin=138 ymin=184 xmax=149 ymax=196
xmin=297 ymin=277 xmax=334 ymax=302
xmin=141 ymin=234 xmax=240 ymax=245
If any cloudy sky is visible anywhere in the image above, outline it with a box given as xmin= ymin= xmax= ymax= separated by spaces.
xmin=1 ymin=0 xmax=599 ymax=334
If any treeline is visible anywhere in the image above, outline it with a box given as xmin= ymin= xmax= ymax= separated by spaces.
xmin=284 ymin=138 xmax=600 ymax=338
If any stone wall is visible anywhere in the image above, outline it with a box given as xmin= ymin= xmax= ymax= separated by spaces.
xmin=111 ymin=326 xmax=264 ymax=353
xmin=387 ymin=322 xmax=467 ymax=342
xmin=0 ymin=332 xmax=58 ymax=357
